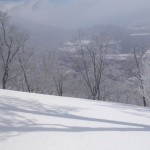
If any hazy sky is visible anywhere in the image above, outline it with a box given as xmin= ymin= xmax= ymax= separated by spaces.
xmin=0 ymin=0 xmax=150 ymax=28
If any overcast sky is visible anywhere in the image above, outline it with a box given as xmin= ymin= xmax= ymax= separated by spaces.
xmin=0 ymin=0 xmax=150 ymax=28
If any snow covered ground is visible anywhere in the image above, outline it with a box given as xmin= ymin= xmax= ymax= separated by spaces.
xmin=130 ymin=33 xmax=150 ymax=36
xmin=0 ymin=89 xmax=150 ymax=150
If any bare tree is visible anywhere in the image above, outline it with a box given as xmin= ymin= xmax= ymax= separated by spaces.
xmin=18 ymin=47 xmax=35 ymax=92
xmin=41 ymin=51 xmax=68 ymax=96
xmin=142 ymin=57 xmax=150 ymax=106
xmin=0 ymin=11 xmax=29 ymax=89
xmin=130 ymin=44 xmax=148 ymax=106
xmin=53 ymin=66 xmax=67 ymax=96
xmin=68 ymin=32 xmax=109 ymax=100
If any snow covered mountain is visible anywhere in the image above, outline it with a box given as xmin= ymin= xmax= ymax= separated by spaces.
xmin=0 ymin=89 xmax=150 ymax=150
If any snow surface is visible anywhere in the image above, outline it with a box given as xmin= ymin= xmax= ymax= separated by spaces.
xmin=106 ymin=54 xmax=132 ymax=60
xmin=130 ymin=33 xmax=150 ymax=36
xmin=0 ymin=89 xmax=150 ymax=150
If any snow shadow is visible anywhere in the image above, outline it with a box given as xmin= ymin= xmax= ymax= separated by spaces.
xmin=0 ymin=96 xmax=150 ymax=141
xmin=97 ymin=102 xmax=150 ymax=119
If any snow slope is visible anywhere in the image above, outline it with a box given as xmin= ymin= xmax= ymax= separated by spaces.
xmin=0 ymin=89 xmax=150 ymax=150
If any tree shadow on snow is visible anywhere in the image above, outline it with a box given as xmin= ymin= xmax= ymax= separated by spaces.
xmin=0 ymin=96 xmax=150 ymax=141
xmin=97 ymin=102 xmax=150 ymax=119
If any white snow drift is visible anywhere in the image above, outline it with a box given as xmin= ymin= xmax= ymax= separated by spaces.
xmin=0 ymin=89 xmax=150 ymax=150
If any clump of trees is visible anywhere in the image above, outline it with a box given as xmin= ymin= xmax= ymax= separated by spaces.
xmin=0 ymin=11 xmax=150 ymax=107
xmin=0 ymin=11 xmax=34 ymax=91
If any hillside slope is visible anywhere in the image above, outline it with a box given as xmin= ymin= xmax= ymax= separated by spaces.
xmin=0 ymin=89 xmax=150 ymax=150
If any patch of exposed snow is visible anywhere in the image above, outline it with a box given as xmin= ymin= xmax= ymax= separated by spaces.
xmin=106 ymin=54 xmax=132 ymax=60
xmin=0 ymin=89 xmax=150 ymax=150
xmin=130 ymin=33 xmax=150 ymax=36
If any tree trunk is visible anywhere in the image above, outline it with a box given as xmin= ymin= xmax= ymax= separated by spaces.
xmin=2 ymin=81 xmax=6 ymax=89
xmin=143 ymin=96 xmax=146 ymax=107
xmin=2 ymin=70 xmax=8 ymax=89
